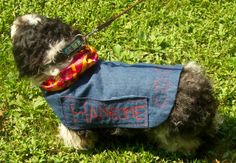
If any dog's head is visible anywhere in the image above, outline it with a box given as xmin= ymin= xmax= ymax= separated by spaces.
xmin=11 ymin=14 xmax=82 ymax=83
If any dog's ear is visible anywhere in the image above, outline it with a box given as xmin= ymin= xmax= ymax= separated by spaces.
xmin=12 ymin=24 xmax=48 ymax=78
xmin=38 ymin=18 xmax=72 ymax=42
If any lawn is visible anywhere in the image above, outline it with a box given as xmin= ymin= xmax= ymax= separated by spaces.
xmin=0 ymin=0 xmax=236 ymax=162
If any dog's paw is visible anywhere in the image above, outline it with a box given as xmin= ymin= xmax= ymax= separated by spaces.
xmin=58 ymin=123 xmax=97 ymax=150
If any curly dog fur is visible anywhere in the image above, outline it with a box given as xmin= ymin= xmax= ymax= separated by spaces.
xmin=11 ymin=14 xmax=218 ymax=153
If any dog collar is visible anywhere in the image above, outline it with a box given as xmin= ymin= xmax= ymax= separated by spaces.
xmin=63 ymin=36 xmax=84 ymax=56
xmin=41 ymin=45 xmax=98 ymax=92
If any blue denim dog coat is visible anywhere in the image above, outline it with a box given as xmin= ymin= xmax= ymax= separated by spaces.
xmin=43 ymin=61 xmax=183 ymax=130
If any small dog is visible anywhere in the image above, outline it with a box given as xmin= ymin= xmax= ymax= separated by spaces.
xmin=11 ymin=14 xmax=218 ymax=153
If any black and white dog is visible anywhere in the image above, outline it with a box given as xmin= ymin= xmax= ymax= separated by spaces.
xmin=11 ymin=14 xmax=218 ymax=153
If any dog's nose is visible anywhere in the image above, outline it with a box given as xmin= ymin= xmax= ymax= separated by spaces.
xmin=11 ymin=14 xmax=42 ymax=39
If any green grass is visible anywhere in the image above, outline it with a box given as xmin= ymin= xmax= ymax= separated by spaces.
xmin=0 ymin=0 xmax=236 ymax=162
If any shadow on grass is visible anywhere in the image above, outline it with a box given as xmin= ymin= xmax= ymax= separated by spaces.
xmin=77 ymin=114 xmax=236 ymax=162
xmin=0 ymin=110 xmax=6 ymax=135
xmin=207 ymin=115 xmax=236 ymax=162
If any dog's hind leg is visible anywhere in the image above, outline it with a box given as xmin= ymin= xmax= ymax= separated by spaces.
xmin=147 ymin=123 xmax=201 ymax=153
xmin=58 ymin=123 xmax=98 ymax=150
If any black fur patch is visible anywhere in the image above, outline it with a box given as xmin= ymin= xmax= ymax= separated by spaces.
xmin=169 ymin=68 xmax=217 ymax=137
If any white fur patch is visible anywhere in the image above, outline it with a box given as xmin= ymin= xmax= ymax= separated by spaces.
xmin=10 ymin=24 xmax=18 ymax=39
xmin=43 ymin=39 xmax=67 ymax=65
xmin=49 ymin=68 xmax=60 ymax=76
xmin=58 ymin=123 xmax=85 ymax=149
xmin=11 ymin=14 xmax=42 ymax=39
xmin=185 ymin=61 xmax=202 ymax=73
xmin=21 ymin=14 xmax=42 ymax=25
xmin=11 ymin=18 xmax=22 ymax=38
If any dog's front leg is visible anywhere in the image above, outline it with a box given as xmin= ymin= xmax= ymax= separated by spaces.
xmin=59 ymin=123 xmax=97 ymax=150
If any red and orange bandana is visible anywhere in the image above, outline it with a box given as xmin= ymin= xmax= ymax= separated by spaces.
xmin=41 ymin=45 xmax=98 ymax=92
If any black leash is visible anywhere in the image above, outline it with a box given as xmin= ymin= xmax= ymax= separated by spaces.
xmin=85 ymin=0 xmax=145 ymax=39
xmin=62 ymin=0 xmax=145 ymax=56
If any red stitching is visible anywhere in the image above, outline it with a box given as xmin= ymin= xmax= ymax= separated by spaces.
xmin=61 ymin=97 xmax=148 ymax=128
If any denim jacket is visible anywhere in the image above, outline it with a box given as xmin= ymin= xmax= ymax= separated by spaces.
xmin=43 ymin=60 xmax=183 ymax=130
